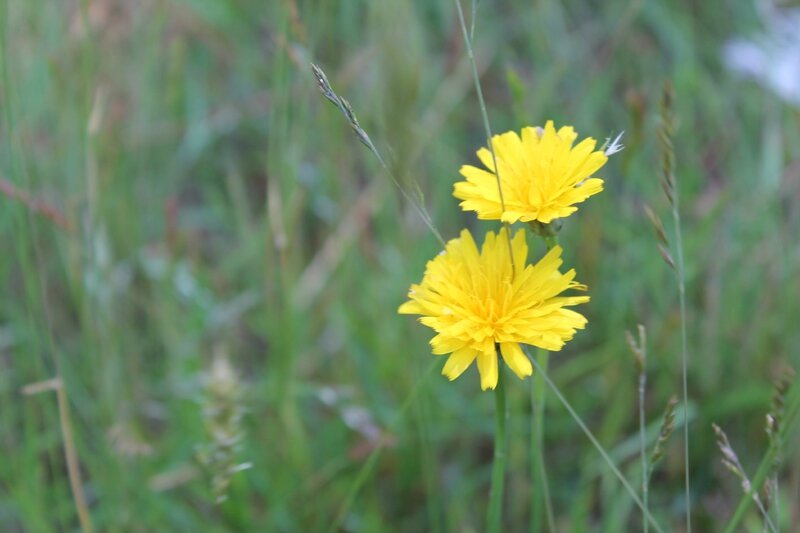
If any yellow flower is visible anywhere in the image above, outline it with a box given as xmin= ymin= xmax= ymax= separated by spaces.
xmin=453 ymin=121 xmax=608 ymax=224
xmin=398 ymin=228 xmax=590 ymax=390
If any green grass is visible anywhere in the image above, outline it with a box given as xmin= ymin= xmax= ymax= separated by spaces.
xmin=2 ymin=0 xmax=800 ymax=531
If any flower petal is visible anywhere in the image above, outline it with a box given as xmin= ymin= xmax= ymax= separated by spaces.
xmin=500 ymin=342 xmax=533 ymax=379
xmin=477 ymin=346 xmax=499 ymax=390
xmin=442 ymin=348 xmax=478 ymax=381
xmin=398 ymin=301 xmax=423 ymax=314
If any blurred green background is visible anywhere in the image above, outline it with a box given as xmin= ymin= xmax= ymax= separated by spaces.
xmin=2 ymin=0 xmax=799 ymax=531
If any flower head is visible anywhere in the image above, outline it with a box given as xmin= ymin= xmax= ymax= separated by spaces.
xmin=453 ymin=121 xmax=608 ymax=224
xmin=399 ymin=228 xmax=589 ymax=390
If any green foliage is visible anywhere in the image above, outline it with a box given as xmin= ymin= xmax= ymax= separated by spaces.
xmin=2 ymin=0 xmax=799 ymax=531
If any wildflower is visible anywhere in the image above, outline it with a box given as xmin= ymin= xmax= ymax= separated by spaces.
xmin=453 ymin=121 xmax=608 ymax=224
xmin=399 ymin=228 xmax=589 ymax=390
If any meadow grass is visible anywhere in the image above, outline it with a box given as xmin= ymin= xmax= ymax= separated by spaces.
xmin=2 ymin=0 xmax=800 ymax=531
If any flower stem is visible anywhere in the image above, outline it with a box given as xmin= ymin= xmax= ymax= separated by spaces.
xmin=531 ymin=349 xmax=556 ymax=532
xmin=487 ymin=364 xmax=507 ymax=533
xmin=531 ymin=234 xmax=557 ymax=532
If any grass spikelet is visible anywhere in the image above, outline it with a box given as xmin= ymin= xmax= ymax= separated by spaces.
xmin=310 ymin=62 xmax=444 ymax=246
xmin=766 ymin=369 xmax=794 ymax=450
xmin=197 ymin=352 xmax=252 ymax=505
xmin=625 ymin=324 xmax=646 ymax=375
xmin=712 ymin=423 xmax=777 ymax=533
xmin=764 ymin=368 xmax=795 ymax=523
xmin=649 ymin=395 xmax=678 ymax=475
xmin=642 ymin=204 xmax=674 ymax=270
xmin=657 ymin=83 xmax=676 ymax=206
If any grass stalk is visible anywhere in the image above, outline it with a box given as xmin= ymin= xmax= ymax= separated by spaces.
xmin=672 ymin=159 xmax=691 ymax=533
xmin=55 ymin=381 xmax=94 ymax=533
xmin=626 ymin=325 xmax=649 ymax=533
xmin=639 ymin=364 xmax=648 ymax=533
xmin=311 ymin=64 xmax=445 ymax=247
xmin=658 ymin=83 xmax=691 ymax=531
xmin=453 ymin=0 xmax=515 ymax=276
xmin=470 ymin=0 xmax=479 ymax=40
xmin=22 ymin=379 xmax=94 ymax=533
xmin=487 ymin=364 xmax=507 ymax=533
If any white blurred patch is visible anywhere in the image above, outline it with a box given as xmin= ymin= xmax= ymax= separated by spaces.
xmin=723 ymin=1 xmax=800 ymax=107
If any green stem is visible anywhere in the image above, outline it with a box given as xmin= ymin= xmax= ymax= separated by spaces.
xmin=531 ymin=231 xmax=557 ymax=532
xmin=531 ymin=349 xmax=556 ymax=532
xmin=639 ymin=370 xmax=648 ymax=533
xmin=487 ymin=364 xmax=507 ymax=533
xmin=671 ymin=165 xmax=691 ymax=533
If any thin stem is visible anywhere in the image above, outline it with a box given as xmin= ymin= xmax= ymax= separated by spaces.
xmin=453 ymin=0 xmax=515 ymax=278
xmin=671 ymin=172 xmax=691 ymax=533
xmin=55 ymin=380 xmax=94 ymax=533
xmin=470 ymin=0 xmax=479 ymax=40
xmin=487 ymin=364 xmax=507 ymax=533
xmin=639 ymin=369 xmax=648 ymax=533
xmin=531 ymin=349 xmax=556 ymax=532
xmin=527 ymin=354 xmax=665 ymax=533
xmin=531 ymin=235 xmax=557 ymax=532
xmin=311 ymin=64 xmax=445 ymax=247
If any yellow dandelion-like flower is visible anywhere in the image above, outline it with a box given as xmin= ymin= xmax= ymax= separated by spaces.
xmin=453 ymin=120 xmax=608 ymax=224
xmin=398 ymin=228 xmax=590 ymax=390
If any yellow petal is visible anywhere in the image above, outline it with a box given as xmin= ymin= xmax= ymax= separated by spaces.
xmin=500 ymin=342 xmax=533 ymax=379
xmin=430 ymin=334 xmax=467 ymax=355
xmin=442 ymin=348 xmax=478 ymax=380
xmin=477 ymin=347 xmax=499 ymax=390
xmin=398 ymin=301 xmax=422 ymax=314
